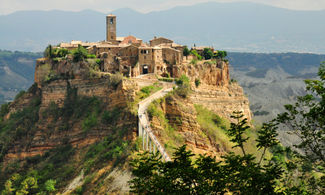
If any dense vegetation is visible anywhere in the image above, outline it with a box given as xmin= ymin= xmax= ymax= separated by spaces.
xmin=130 ymin=63 xmax=325 ymax=194
xmin=0 ymin=82 xmax=134 ymax=194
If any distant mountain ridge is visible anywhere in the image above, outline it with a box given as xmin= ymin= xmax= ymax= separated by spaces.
xmin=0 ymin=2 xmax=324 ymax=53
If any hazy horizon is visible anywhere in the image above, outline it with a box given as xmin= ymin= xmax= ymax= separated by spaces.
xmin=1 ymin=0 xmax=325 ymax=15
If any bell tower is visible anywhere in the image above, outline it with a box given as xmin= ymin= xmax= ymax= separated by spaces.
xmin=106 ymin=14 xmax=116 ymax=42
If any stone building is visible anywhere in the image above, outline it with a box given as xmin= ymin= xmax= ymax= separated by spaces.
xmin=58 ymin=14 xmax=185 ymax=77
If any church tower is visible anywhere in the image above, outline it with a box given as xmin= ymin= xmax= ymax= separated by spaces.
xmin=106 ymin=14 xmax=116 ymax=42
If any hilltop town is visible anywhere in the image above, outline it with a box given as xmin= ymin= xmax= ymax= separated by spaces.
xmin=57 ymin=14 xmax=220 ymax=78
xmin=0 ymin=14 xmax=251 ymax=194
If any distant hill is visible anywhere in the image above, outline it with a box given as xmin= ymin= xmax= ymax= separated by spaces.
xmin=0 ymin=50 xmax=41 ymax=104
xmin=228 ymin=52 xmax=325 ymax=123
xmin=0 ymin=2 xmax=325 ymax=53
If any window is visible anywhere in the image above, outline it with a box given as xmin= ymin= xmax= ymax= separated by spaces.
xmin=110 ymin=18 xmax=114 ymax=24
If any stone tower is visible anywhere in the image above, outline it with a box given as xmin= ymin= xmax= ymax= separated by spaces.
xmin=106 ymin=14 xmax=116 ymax=42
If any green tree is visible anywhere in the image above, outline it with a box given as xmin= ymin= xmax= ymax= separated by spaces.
xmin=227 ymin=111 xmax=250 ymax=156
xmin=215 ymin=50 xmax=227 ymax=59
xmin=183 ymin=46 xmax=190 ymax=57
xmin=130 ymin=111 xmax=284 ymax=194
xmin=277 ymin=62 xmax=325 ymax=162
xmin=44 ymin=45 xmax=54 ymax=58
xmin=72 ymin=45 xmax=88 ymax=62
xmin=191 ymin=50 xmax=202 ymax=60
xmin=203 ymin=48 xmax=214 ymax=60
xmin=275 ymin=62 xmax=325 ymax=193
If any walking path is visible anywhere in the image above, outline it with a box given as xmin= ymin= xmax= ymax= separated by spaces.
xmin=138 ymin=83 xmax=174 ymax=161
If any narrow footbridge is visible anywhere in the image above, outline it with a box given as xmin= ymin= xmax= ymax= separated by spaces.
xmin=138 ymin=86 xmax=173 ymax=161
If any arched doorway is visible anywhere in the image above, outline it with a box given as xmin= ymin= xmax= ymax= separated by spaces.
xmin=142 ymin=65 xmax=148 ymax=74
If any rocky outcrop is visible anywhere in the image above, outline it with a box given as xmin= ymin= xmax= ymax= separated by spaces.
xmin=173 ymin=60 xmax=229 ymax=87
xmin=150 ymin=95 xmax=227 ymax=157
xmin=3 ymin=58 xmax=139 ymax=162
xmin=190 ymin=83 xmax=252 ymax=122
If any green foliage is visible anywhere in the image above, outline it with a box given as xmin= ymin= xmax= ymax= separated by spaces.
xmin=203 ymin=48 xmax=214 ymax=60
xmin=138 ymin=83 xmax=162 ymax=100
xmin=190 ymin=59 xmax=198 ymax=65
xmin=44 ymin=45 xmax=70 ymax=59
xmin=190 ymin=50 xmax=202 ymax=60
xmin=194 ymin=104 xmax=230 ymax=149
xmin=276 ymin=62 xmax=325 ymax=162
xmin=228 ymin=111 xmax=250 ymax=155
xmin=44 ymin=179 xmax=56 ymax=192
xmin=87 ymin=54 xmax=96 ymax=59
xmin=147 ymin=98 xmax=185 ymax=154
xmin=44 ymin=44 xmax=54 ymax=58
xmin=72 ymin=45 xmax=88 ymax=62
xmin=82 ymin=113 xmax=98 ymax=132
xmin=83 ymin=129 xmax=130 ymax=174
xmin=0 ymin=103 xmax=10 ymax=118
xmin=175 ymin=74 xmax=189 ymax=86
xmin=195 ymin=78 xmax=201 ymax=87
xmin=14 ymin=90 xmax=26 ymax=100
xmin=158 ymin=77 xmax=174 ymax=82
xmin=256 ymin=122 xmax=279 ymax=164
xmin=183 ymin=46 xmax=190 ymax=57
xmin=130 ymin=144 xmax=283 ymax=194
xmin=175 ymin=75 xmax=191 ymax=98
xmin=101 ymin=107 xmax=120 ymax=125
xmin=0 ymin=96 xmax=41 ymax=162
xmin=214 ymin=50 xmax=228 ymax=59
xmin=109 ymin=72 xmax=123 ymax=89
xmin=274 ymin=62 xmax=325 ymax=192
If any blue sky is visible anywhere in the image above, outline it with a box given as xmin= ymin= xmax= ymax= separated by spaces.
xmin=0 ymin=0 xmax=325 ymax=15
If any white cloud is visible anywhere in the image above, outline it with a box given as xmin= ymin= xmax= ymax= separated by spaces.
xmin=0 ymin=0 xmax=324 ymax=15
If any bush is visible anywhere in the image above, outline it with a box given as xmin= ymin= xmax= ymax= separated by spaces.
xmin=109 ymin=72 xmax=123 ymax=89
xmin=190 ymin=59 xmax=198 ymax=65
xmin=14 ymin=90 xmax=26 ymax=100
xmin=0 ymin=103 xmax=10 ymax=118
xmin=175 ymin=75 xmax=190 ymax=86
xmin=203 ymin=48 xmax=213 ymax=60
xmin=102 ymin=107 xmax=120 ymax=125
xmin=87 ymin=54 xmax=96 ymax=59
xmin=158 ymin=78 xmax=174 ymax=82
xmin=190 ymin=50 xmax=202 ymax=60
xmin=195 ymin=78 xmax=201 ymax=87
xmin=183 ymin=46 xmax=190 ymax=57
xmin=72 ymin=45 xmax=88 ymax=62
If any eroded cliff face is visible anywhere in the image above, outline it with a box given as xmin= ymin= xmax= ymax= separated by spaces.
xmin=3 ymin=58 xmax=139 ymax=163
xmin=190 ymin=83 xmax=252 ymax=122
xmin=149 ymin=60 xmax=252 ymax=158
xmin=174 ymin=60 xmax=251 ymax=121
xmin=173 ymin=60 xmax=229 ymax=87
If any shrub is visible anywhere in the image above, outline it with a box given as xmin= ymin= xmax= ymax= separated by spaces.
xmin=109 ymin=72 xmax=123 ymax=89
xmin=183 ymin=46 xmax=190 ymax=57
xmin=0 ymin=102 xmax=10 ymax=118
xmin=72 ymin=45 xmax=88 ymax=62
xmin=175 ymin=75 xmax=191 ymax=98
xmin=195 ymin=78 xmax=201 ymax=87
xmin=158 ymin=78 xmax=174 ymax=82
xmin=14 ymin=90 xmax=26 ymax=100
xmin=102 ymin=107 xmax=120 ymax=125
xmin=87 ymin=54 xmax=96 ymax=59
xmin=175 ymin=75 xmax=190 ymax=86
xmin=203 ymin=48 xmax=213 ymax=60
xmin=190 ymin=59 xmax=198 ymax=65
xmin=190 ymin=50 xmax=202 ymax=60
